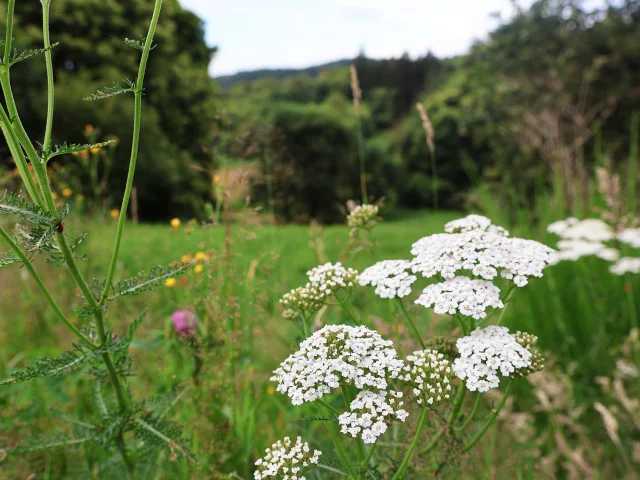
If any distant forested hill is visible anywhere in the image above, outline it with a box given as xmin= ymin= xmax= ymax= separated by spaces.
xmin=215 ymin=0 xmax=640 ymax=223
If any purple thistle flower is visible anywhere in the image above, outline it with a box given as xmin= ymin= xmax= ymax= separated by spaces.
xmin=171 ymin=310 xmax=197 ymax=339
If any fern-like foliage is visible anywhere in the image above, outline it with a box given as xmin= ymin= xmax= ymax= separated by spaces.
xmin=44 ymin=232 xmax=87 ymax=266
xmin=8 ymin=432 xmax=93 ymax=453
xmin=75 ymin=302 xmax=107 ymax=319
xmin=0 ymin=340 xmax=122 ymax=385
xmin=44 ymin=140 xmax=117 ymax=162
xmin=122 ymin=310 xmax=147 ymax=347
xmin=0 ymin=251 xmax=20 ymax=269
xmin=125 ymin=37 xmax=144 ymax=51
xmin=84 ymin=79 xmax=135 ymax=101
xmin=6 ymin=42 xmax=59 ymax=66
xmin=133 ymin=415 xmax=194 ymax=462
xmin=14 ymin=204 xmax=70 ymax=254
xmin=93 ymin=262 xmax=191 ymax=301
xmin=0 ymin=190 xmax=57 ymax=225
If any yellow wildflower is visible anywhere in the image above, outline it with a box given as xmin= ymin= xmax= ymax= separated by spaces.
xmin=90 ymin=147 xmax=101 ymax=154
xmin=52 ymin=192 xmax=58 ymax=200
xmin=181 ymin=253 xmax=193 ymax=263
xmin=267 ymin=385 xmax=275 ymax=396
xmin=194 ymin=264 xmax=203 ymax=274
xmin=195 ymin=251 xmax=206 ymax=262
xmin=62 ymin=188 xmax=73 ymax=198
xmin=213 ymin=174 xmax=221 ymax=184
xmin=165 ymin=278 xmax=176 ymax=288
xmin=110 ymin=209 xmax=120 ymax=219
xmin=170 ymin=218 xmax=181 ymax=228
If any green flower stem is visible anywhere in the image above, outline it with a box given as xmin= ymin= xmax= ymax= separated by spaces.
xmin=360 ymin=443 xmax=376 ymax=476
xmin=318 ymin=404 xmax=357 ymax=479
xmin=3 ymin=0 xmax=14 ymax=63
xmin=0 ymin=225 xmax=94 ymax=347
xmin=448 ymin=382 xmax=467 ymax=426
xmin=337 ymin=295 xmax=361 ymax=326
xmin=495 ymin=285 xmax=515 ymax=326
xmin=317 ymin=398 xmax=341 ymax=416
xmin=0 ymin=105 xmax=43 ymax=204
xmin=460 ymin=379 xmax=513 ymax=454
xmin=317 ymin=464 xmax=348 ymax=477
xmin=396 ymin=298 xmax=425 ymax=349
xmin=41 ymin=0 xmax=54 ymax=152
xmin=454 ymin=392 xmax=482 ymax=431
xmin=98 ymin=0 xmax=163 ymax=308
xmin=390 ymin=407 xmax=430 ymax=480
xmin=626 ymin=273 xmax=638 ymax=330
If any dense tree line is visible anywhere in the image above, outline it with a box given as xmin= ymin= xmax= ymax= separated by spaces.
xmin=220 ymin=0 xmax=640 ymax=223
xmin=0 ymin=0 xmax=217 ymax=220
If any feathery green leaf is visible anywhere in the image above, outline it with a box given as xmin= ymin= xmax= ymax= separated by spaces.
xmin=94 ymin=262 xmax=191 ymax=301
xmin=84 ymin=79 xmax=135 ymax=101
xmin=0 ymin=190 xmax=57 ymax=225
xmin=0 ymin=251 xmax=21 ymax=269
xmin=8 ymin=42 xmax=59 ymax=66
xmin=0 ymin=340 xmax=122 ymax=385
xmin=44 ymin=140 xmax=117 ymax=162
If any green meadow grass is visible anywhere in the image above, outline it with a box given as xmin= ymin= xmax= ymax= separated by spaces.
xmin=1 ymin=208 xmax=637 ymax=478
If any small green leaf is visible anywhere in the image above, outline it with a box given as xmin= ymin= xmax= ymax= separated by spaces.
xmin=8 ymin=42 xmax=59 ymax=66
xmin=44 ymin=140 xmax=117 ymax=162
xmin=84 ymin=79 xmax=135 ymax=101
xmin=0 ymin=190 xmax=57 ymax=225
xmin=0 ymin=251 xmax=21 ymax=269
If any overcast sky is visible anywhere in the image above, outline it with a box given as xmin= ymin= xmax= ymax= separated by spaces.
xmin=179 ymin=0 xmax=536 ymax=77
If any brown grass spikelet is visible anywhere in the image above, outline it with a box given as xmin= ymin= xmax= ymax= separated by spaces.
xmin=593 ymin=402 xmax=621 ymax=446
xmin=416 ymin=102 xmax=435 ymax=154
xmin=350 ymin=64 xmax=362 ymax=118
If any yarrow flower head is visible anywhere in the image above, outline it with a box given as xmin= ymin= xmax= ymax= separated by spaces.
xmin=547 ymin=217 xmax=614 ymax=242
xmin=306 ymin=262 xmax=358 ymax=294
xmin=512 ymin=331 xmax=545 ymax=378
xmin=347 ymin=204 xmax=379 ymax=229
xmin=410 ymin=230 xmax=554 ymax=287
xmin=338 ymin=390 xmax=408 ymax=444
xmin=171 ymin=310 xmax=197 ymax=339
xmin=610 ymin=257 xmax=640 ymax=275
xmin=280 ymin=262 xmax=358 ymax=319
xmin=270 ymin=325 xmax=403 ymax=405
xmin=453 ymin=326 xmax=532 ymax=392
xmin=618 ymin=228 xmax=640 ymax=249
xmin=254 ymin=436 xmax=321 ymax=480
xmin=444 ymin=214 xmax=509 ymax=237
xmin=358 ymin=260 xmax=416 ymax=299
xmin=415 ymin=276 xmax=504 ymax=319
xmin=400 ymin=349 xmax=452 ymax=406
xmin=549 ymin=239 xmax=619 ymax=264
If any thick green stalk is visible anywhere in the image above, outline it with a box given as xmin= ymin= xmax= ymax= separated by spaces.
xmin=0 ymin=225 xmax=94 ymax=347
xmin=337 ymin=296 xmax=361 ymax=326
xmin=3 ymin=0 xmax=14 ymax=63
xmin=454 ymin=392 xmax=482 ymax=431
xmin=0 ymin=104 xmax=43 ymax=204
xmin=460 ymin=380 xmax=513 ymax=453
xmin=360 ymin=444 xmax=376 ymax=477
xmin=98 ymin=0 xmax=163 ymax=307
xmin=448 ymin=382 xmax=467 ymax=426
xmin=495 ymin=285 xmax=515 ymax=326
xmin=390 ymin=407 xmax=430 ymax=480
xmin=41 ymin=0 xmax=54 ymax=152
xmin=397 ymin=298 xmax=425 ymax=348
xmin=319 ymin=405 xmax=357 ymax=479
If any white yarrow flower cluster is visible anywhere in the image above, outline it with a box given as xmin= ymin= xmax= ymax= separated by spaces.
xmin=347 ymin=204 xmax=379 ymax=229
xmin=444 ymin=214 xmax=509 ymax=237
xmin=618 ymin=228 xmax=640 ymax=248
xmin=550 ymin=239 xmax=619 ymax=264
xmin=415 ymin=277 xmax=504 ymax=319
xmin=338 ymin=390 xmax=408 ymax=444
xmin=400 ymin=349 xmax=452 ymax=406
xmin=358 ymin=260 xmax=417 ymax=299
xmin=453 ymin=326 xmax=532 ymax=392
xmin=306 ymin=262 xmax=358 ymax=294
xmin=270 ymin=325 xmax=403 ymax=405
xmin=280 ymin=262 xmax=358 ymax=318
xmin=610 ymin=257 xmax=640 ymax=275
xmin=410 ymin=230 xmax=554 ymax=287
xmin=254 ymin=436 xmax=321 ymax=480
xmin=547 ymin=217 xmax=614 ymax=242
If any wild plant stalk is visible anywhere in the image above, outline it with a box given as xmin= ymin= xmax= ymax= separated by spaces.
xmin=0 ymin=0 xmax=192 ymax=475
xmin=350 ymin=65 xmax=367 ymax=204
xmin=417 ymin=102 xmax=437 ymax=210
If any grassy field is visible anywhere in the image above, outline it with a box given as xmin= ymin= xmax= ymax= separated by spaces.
xmin=1 ymin=209 xmax=638 ymax=478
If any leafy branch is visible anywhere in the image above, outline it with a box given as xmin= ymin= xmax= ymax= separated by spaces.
xmin=125 ymin=37 xmax=156 ymax=52
xmin=93 ymin=262 xmax=191 ymax=301
xmin=84 ymin=79 xmax=135 ymax=101
xmin=0 ymin=190 xmax=57 ymax=225
xmin=0 ymin=250 xmax=20 ymax=268
xmin=43 ymin=140 xmax=117 ymax=162
xmin=4 ymin=42 xmax=59 ymax=66
xmin=0 ymin=340 xmax=123 ymax=385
